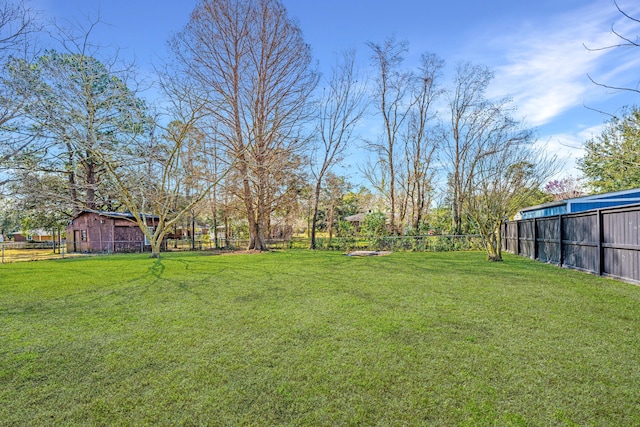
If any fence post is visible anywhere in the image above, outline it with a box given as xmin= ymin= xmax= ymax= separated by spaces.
xmin=502 ymin=222 xmax=508 ymax=252
xmin=533 ymin=218 xmax=538 ymax=261
xmin=597 ymin=209 xmax=603 ymax=276
xmin=558 ymin=214 xmax=564 ymax=267
xmin=515 ymin=220 xmax=520 ymax=256
xmin=1 ymin=243 xmax=4 ymax=264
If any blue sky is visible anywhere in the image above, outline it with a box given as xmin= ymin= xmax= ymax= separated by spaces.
xmin=31 ymin=0 xmax=640 ymax=180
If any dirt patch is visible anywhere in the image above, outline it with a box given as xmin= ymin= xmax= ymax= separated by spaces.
xmin=345 ymin=251 xmax=392 ymax=257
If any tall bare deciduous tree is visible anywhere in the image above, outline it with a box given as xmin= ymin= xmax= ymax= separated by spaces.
xmin=399 ymin=53 xmax=443 ymax=232
xmin=365 ymin=37 xmax=412 ymax=234
xmin=445 ymin=61 xmax=506 ymax=235
xmin=310 ymin=49 xmax=367 ymax=249
xmin=170 ymin=0 xmax=318 ymax=251
xmin=365 ymin=38 xmax=443 ymax=235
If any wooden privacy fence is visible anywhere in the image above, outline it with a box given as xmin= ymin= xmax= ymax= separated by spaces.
xmin=501 ymin=203 xmax=640 ymax=285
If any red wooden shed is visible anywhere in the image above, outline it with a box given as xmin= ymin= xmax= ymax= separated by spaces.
xmin=66 ymin=211 xmax=163 ymax=253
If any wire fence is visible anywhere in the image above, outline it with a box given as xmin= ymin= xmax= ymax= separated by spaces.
xmin=168 ymin=235 xmax=483 ymax=252
xmin=294 ymin=235 xmax=484 ymax=252
xmin=1 ymin=241 xmax=69 ymax=264
xmin=1 ymin=234 xmax=483 ymax=263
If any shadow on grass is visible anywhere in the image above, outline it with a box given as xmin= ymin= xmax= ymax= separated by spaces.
xmin=150 ymin=258 xmax=165 ymax=279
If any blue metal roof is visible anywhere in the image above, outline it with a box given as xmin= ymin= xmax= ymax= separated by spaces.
xmin=518 ymin=188 xmax=640 ymax=219
xmin=519 ymin=204 xmax=567 ymax=219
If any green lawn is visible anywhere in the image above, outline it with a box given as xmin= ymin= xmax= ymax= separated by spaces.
xmin=1 ymin=250 xmax=639 ymax=426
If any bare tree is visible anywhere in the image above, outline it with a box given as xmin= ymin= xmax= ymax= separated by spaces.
xmin=170 ymin=0 xmax=318 ymax=251
xmin=98 ymin=113 xmax=229 ymax=258
xmin=400 ymin=53 xmax=444 ymax=232
xmin=92 ymin=65 xmax=236 ymax=258
xmin=365 ymin=37 xmax=412 ymax=234
xmin=0 ymin=0 xmax=38 ymax=52
xmin=465 ymin=135 xmax=556 ymax=261
xmin=323 ymin=173 xmax=351 ymax=243
xmin=309 ymin=49 xmax=367 ymax=249
xmin=445 ymin=61 xmax=508 ymax=235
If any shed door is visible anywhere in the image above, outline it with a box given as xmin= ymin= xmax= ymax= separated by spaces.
xmin=73 ymin=230 xmax=80 ymax=252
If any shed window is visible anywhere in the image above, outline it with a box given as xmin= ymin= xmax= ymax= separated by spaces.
xmin=81 ymin=230 xmax=87 ymax=241
xmin=144 ymin=227 xmax=154 ymax=246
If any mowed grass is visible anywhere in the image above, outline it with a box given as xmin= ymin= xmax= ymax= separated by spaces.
xmin=1 ymin=251 xmax=639 ymax=426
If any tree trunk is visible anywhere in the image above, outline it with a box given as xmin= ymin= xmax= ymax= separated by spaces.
xmin=241 ymin=172 xmax=268 ymax=251
xmin=483 ymin=226 xmax=503 ymax=262
xmin=85 ymin=160 xmax=97 ymax=210
xmin=67 ymin=150 xmax=81 ymax=216
xmin=245 ymin=194 xmax=269 ymax=251
xmin=452 ymin=194 xmax=463 ymax=235
xmin=212 ymin=210 xmax=218 ymax=249
xmin=149 ymin=239 xmax=162 ymax=258
xmin=248 ymin=218 xmax=269 ymax=251
xmin=389 ymin=153 xmax=396 ymax=235
xmin=328 ymin=202 xmax=335 ymax=244
xmin=224 ymin=213 xmax=229 ymax=249
xmin=310 ymin=180 xmax=322 ymax=249
xmin=487 ymin=253 xmax=503 ymax=262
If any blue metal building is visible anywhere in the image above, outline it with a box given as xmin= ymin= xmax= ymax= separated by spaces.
xmin=516 ymin=188 xmax=640 ymax=219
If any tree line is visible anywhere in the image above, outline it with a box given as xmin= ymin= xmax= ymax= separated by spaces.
xmin=3 ymin=0 xmax=635 ymax=261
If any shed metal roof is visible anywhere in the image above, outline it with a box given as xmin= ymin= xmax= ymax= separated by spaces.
xmin=518 ymin=187 xmax=640 ymax=219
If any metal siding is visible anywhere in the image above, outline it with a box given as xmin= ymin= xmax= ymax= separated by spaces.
xmin=571 ymin=200 xmax=638 ymax=213
xmin=594 ymin=191 xmax=640 ymax=200
xmin=520 ymin=205 xmax=567 ymax=219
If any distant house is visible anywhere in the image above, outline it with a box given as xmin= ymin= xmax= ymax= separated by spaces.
xmin=516 ymin=188 xmax=640 ymax=220
xmin=66 ymin=211 xmax=163 ymax=253
xmin=11 ymin=232 xmax=26 ymax=242
xmin=10 ymin=229 xmax=53 ymax=242
xmin=344 ymin=213 xmax=366 ymax=231
xmin=30 ymin=229 xmax=54 ymax=242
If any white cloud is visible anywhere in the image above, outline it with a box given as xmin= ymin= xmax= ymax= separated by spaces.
xmin=483 ymin=1 xmax=640 ymax=126
xmin=539 ymin=124 xmax=606 ymax=179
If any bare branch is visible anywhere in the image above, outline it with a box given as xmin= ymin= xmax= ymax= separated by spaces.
xmin=587 ymin=73 xmax=640 ymax=94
